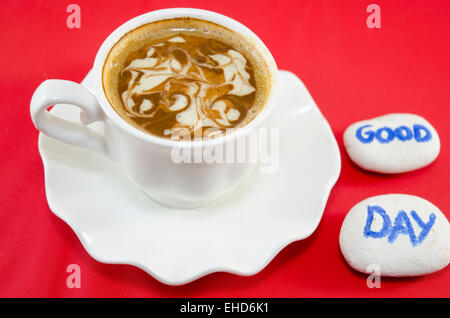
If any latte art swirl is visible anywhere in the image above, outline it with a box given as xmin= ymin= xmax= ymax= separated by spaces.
xmin=119 ymin=34 xmax=257 ymax=138
xmin=103 ymin=18 xmax=270 ymax=139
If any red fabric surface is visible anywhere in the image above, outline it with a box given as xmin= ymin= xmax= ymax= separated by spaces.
xmin=0 ymin=0 xmax=449 ymax=297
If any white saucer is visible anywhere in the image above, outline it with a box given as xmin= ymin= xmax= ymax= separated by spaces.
xmin=38 ymin=70 xmax=341 ymax=285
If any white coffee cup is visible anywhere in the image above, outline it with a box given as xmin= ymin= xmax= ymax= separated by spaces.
xmin=30 ymin=8 xmax=278 ymax=208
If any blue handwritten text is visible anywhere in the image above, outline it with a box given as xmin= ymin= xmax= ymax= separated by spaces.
xmin=356 ymin=124 xmax=432 ymax=144
xmin=363 ymin=205 xmax=436 ymax=246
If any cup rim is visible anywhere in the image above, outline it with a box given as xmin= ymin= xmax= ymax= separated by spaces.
xmin=93 ymin=8 xmax=278 ymax=148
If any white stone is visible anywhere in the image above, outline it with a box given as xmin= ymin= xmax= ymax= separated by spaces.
xmin=339 ymin=194 xmax=450 ymax=277
xmin=343 ymin=114 xmax=440 ymax=173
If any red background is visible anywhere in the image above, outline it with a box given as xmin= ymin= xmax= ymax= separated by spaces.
xmin=0 ymin=0 xmax=449 ymax=297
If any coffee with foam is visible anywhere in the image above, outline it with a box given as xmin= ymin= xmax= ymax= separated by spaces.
xmin=103 ymin=18 xmax=271 ymax=139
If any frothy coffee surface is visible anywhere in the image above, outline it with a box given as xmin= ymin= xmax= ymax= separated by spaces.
xmin=103 ymin=18 xmax=270 ymax=139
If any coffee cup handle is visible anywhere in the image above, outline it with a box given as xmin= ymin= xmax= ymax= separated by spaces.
xmin=30 ymin=79 xmax=109 ymax=156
